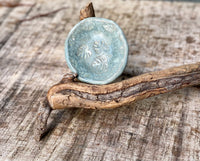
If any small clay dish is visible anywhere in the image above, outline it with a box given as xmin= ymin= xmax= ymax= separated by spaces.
xmin=65 ymin=17 xmax=128 ymax=84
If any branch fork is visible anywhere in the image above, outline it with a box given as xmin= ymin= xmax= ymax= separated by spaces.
xmin=34 ymin=2 xmax=200 ymax=141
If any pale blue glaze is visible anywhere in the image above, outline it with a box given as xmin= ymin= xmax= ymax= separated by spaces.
xmin=65 ymin=17 xmax=128 ymax=84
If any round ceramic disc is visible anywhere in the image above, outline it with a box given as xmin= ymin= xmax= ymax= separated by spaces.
xmin=65 ymin=17 xmax=128 ymax=84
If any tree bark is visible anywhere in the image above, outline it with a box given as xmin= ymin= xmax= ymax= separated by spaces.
xmin=48 ymin=62 xmax=200 ymax=109
xmin=79 ymin=2 xmax=95 ymax=20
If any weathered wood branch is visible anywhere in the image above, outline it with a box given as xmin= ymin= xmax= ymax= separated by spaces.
xmin=34 ymin=98 xmax=52 ymax=141
xmin=48 ymin=62 xmax=200 ymax=110
xmin=34 ymin=2 xmax=200 ymax=141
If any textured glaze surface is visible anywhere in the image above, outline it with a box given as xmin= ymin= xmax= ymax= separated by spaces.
xmin=65 ymin=17 xmax=128 ymax=84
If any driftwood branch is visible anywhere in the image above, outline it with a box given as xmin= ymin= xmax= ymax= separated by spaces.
xmin=48 ymin=62 xmax=200 ymax=110
xmin=34 ymin=2 xmax=200 ymax=141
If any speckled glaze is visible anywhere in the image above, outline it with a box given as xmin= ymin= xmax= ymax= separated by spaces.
xmin=65 ymin=17 xmax=128 ymax=84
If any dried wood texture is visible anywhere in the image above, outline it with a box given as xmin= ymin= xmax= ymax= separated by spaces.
xmin=48 ymin=62 xmax=200 ymax=109
xmin=0 ymin=0 xmax=200 ymax=160
xmin=79 ymin=2 xmax=95 ymax=20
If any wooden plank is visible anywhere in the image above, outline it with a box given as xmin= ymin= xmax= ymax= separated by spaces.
xmin=0 ymin=0 xmax=200 ymax=160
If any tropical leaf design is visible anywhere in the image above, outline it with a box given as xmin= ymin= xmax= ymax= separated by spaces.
xmin=77 ymin=45 xmax=92 ymax=59
xmin=92 ymin=55 xmax=109 ymax=72
xmin=103 ymin=24 xmax=115 ymax=32
xmin=93 ymin=40 xmax=109 ymax=54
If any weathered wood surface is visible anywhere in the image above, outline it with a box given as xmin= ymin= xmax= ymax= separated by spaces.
xmin=0 ymin=0 xmax=200 ymax=160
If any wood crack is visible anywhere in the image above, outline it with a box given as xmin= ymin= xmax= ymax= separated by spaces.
xmin=0 ymin=1 xmax=34 ymax=8
xmin=0 ymin=3 xmax=35 ymax=50
xmin=20 ymin=6 xmax=69 ymax=22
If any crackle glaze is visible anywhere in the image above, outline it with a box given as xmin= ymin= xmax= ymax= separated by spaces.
xmin=65 ymin=17 xmax=128 ymax=84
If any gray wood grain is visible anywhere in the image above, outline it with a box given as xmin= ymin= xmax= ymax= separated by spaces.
xmin=0 ymin=0 xmax=200 ymax=160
